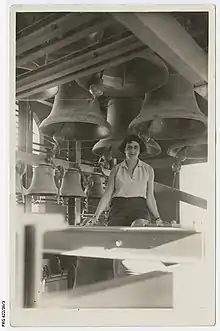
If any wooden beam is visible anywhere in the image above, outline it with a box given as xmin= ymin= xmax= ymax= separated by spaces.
xmin=154 ymin=182 xmax=207 ymax=210
xmin=17 ymin=13 xmax=99 ymax=56
xmin=16 ymin=33 xmax=140 ymax=93
xmin=43 ymin=226 xmax=196 ymax=252
xmin=112 ymin=12 xmax=208 ymax=99
xmin=16 ymin=46 xmax=147 ymax=100
xmin=17 ymin=16 xmax=114 ymax=67
xmin=16 ymin=13 xmax=65 ymax=39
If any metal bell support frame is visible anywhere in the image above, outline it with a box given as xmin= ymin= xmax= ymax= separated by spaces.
xmin=39 ymin=82 xmax=112 ymax=142
xmin=26 ymin=163 xmax=58 ymax=196
xmin=167 ymin=135 xmax=208 ymax=161
xmin=129 ymin=73 xmax=207 ymax=140
xmin=60 ymin=168 xmax=86 ymax=198
xmin=93 ymin=98 xmax=162 ymax=160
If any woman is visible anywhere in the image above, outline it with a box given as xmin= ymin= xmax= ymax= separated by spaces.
xmin=90 ymin=134 xmax=162 ymax=226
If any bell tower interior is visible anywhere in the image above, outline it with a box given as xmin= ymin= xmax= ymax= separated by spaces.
xmin=11 ymin=8 xmax=215 ymax=325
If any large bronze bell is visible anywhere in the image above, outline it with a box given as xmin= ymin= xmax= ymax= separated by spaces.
xmin=60 ymin=169 xmax=85 ymax=197
xmin=39 ymin=82 xmax=112 ymax=141
xmin=26 ymin=164 xmax=58 ymax=196
xmin=129 ymin=73 xmax=207 ymax=140
xmin=167 ymin=135 xmax=208 ymax=160
xmin=88 ymin=174 xmax=105 ymax=198
xmin=101 ymin=53 xmax=169 ymax=98
xmin=93 ymin=98 xmax=161 ymax=159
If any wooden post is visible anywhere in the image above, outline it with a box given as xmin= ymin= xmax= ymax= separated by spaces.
xmin=66 ymin=140 xmax=82 ymax=225
xmin=75 ymin=141 xmax=82 ymax=225
xmin=23 ymin=225 xmax=36 ymax=307
xmin=18 ymin=101 xmax=33 ymax=213
xmin=18 ymin=101 xmax=35 ymax=307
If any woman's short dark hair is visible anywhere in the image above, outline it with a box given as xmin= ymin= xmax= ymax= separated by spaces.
xmin=118 ymin=134 xmax=146 ymax=155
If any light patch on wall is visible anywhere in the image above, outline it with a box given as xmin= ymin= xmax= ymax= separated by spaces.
xmin=32 ymin=118 xmax=40 ymax=155
xmin=179 ymin=163 xmax=208 ymax=229
xmin=32 ymin=118 xmax=40 ymax=213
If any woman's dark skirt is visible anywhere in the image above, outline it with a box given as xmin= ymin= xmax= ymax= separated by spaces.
xmin=107 ymin=197 xmax=150 ymax=227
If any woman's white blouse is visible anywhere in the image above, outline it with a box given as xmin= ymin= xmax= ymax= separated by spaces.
xmin=112 ymin=160 xmax=150 ymax=199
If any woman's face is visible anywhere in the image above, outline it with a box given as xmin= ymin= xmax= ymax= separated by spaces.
xmin=125 ymin=141 xmax=140 ymax=159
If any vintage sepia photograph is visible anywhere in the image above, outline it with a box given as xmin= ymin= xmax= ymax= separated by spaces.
xmin=10 ymin=5 xmax=216 ymax=327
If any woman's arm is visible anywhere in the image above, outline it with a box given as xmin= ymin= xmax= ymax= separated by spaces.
xmin=93 ymin=167 xmax=117 ymax=220
xmin=146 ymin=166 xmax=161 ymax=221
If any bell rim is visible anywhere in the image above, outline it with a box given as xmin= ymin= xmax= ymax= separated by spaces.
xmin=40 ymin=115 xmax=112 ymax=129
xmin=39 ymin=117 xmax=112 ymax=141
xmin=129 ymin=115 xmax=207 ymax=141
xmin=167 ymin=145 xmax=208 ymax=160
xmin=92 ymin=138 xmax=162 ymax=158
xmin=129 ymin=111 xmax=208 ymax=127
xmin=167 ymin=136 xmax=208 ymax=159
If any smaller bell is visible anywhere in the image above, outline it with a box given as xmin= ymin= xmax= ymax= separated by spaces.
xmin=88 ymin=174 xmax=105 ymax=198
xmin=26 ymin=164 xmax=58 ymax=196
xmin=60 ymin=169 xmax=85 ymax=197
xmin=167 ymin=135 xmax=208 ymax=160
xmin=93 ymin=137 xmax=161 ymax=161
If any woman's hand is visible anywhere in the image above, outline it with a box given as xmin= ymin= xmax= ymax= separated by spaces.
xmin=82 ymin=216 xmax=99 ymax=226
xmin=155 ymin=217 xmax=163 ymax=226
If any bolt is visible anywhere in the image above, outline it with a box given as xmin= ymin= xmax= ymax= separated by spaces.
xmin=92 ymin=51 xmax=98 ymax=58
xmin=115 ymin=240 xmax=123 ymax=247
xmin=51 ymin=23 xmax=57 ymax=30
